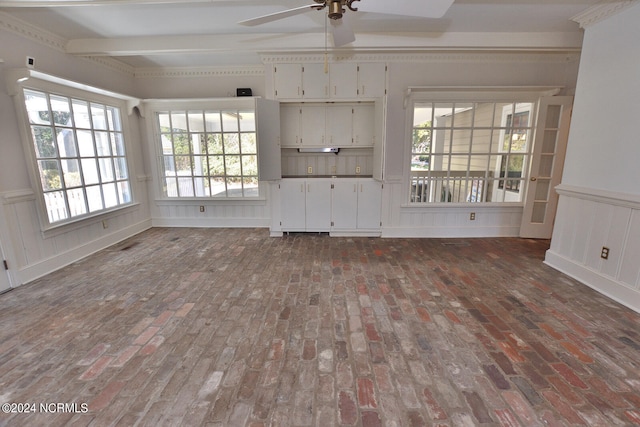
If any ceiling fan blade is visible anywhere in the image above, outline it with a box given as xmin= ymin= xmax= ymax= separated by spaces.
xmin=238 ymin=4 xmax=319 ymax=27
xmin=357 ymin=0 xmax=454 ymax=19
xmin=330 ymin=14 xmax=355 ymax=47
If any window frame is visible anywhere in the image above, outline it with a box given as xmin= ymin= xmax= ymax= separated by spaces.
xmin=145 ymin=98 xmax=263 ymax=201
xmin=8 ymin=70 xmax=139 ymax=232
xmin=403 ymin=87 xmax=560 ymax=207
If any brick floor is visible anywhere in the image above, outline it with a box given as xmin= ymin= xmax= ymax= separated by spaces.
xmin=0 ymin=228 xmax=639 ymax=426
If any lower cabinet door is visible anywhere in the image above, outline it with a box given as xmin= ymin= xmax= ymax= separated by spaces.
xmin=305 ymin=180 xmax=332 ymax=232
xmin=332 ymin=180 xmax=358 ymax=230
xmin=357 ymin=180 xmax=382 ymax=230
xmin=280 ymin=179 xmax=306 ymax=231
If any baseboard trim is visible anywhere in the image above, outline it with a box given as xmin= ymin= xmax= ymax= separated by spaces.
xmin=16 ymin=219 xmax=152 ymax=286
xmin=151 ymin=217 xmax=270 ymax=228
xmin=544 ymin=249 xmax=640 ymax=313
xmin=381 ymin=225 xmax=520 ymax=238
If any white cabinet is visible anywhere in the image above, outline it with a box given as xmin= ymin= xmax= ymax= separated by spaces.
xmin=332 ymin=179 xmax=382 ymax=233
xmin=273 ymin=63 xmax=329 ymax=99
xmin=274 ymin=62 xmax=385 ymax=100
xmin=279 ymin=178 xmax=381 ymax=235
xmin=280 ymin=178 xmax=332 ymax=232
xmin=280 ymin=102 xmax=375 ymax=148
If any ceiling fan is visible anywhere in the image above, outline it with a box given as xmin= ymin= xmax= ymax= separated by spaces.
xmin=238 ymin=0 xmax=455 ymax=47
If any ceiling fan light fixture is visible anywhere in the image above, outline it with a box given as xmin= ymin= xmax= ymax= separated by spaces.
xmin=328 ymin=0 xmax=344 ymax=20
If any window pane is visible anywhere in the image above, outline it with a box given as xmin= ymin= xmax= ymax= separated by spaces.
xmin=32 ymin=126 xmax=57 ymax=158
xmin=106 ymin=106 xmax=122 ymax=131
xmin=91 ymin=103 xmax=108 ymax=130
xmin=67 ymin=188 xmax=87 ymax=217
xmin=102 ymin=183 xmax=118 ymax=208
xmin=174 ymin=156 xmax=192 ymax=174
xmin=222 ymin=111 xmax=239 ymax=132
xmin=77 ymin=130 xmax=95 ymax=157
xmin=111 ymin=133 xmax=126 ymax=156
xmin=95 ymin=131 xmax=111 ymax=156
xmin=24 ymin=89 xmax=50 ymax=125
xmin=209 ymin=156 xmax=225 ymax=175
xmin=177 ymin=177 xmax=194 ymax=197
xmin=62 ymin=159 xmax=82 ymax=187
xmin=243 ymin=177 xmax=259 ymax=197
xmin=50 ymin=95 xmax=73 ymax=126
xmin=226 ymin=155 xmax=241 ymax=176
xmin=224 ymin=134 xmax=240 ymax=154
xmin=242 ymin=155 xmax=258 ymax=176
xmin=239 ymin=111 xmax=256 ymax=132
xmin=188 ymin=112 xmax=204 ymax=132
xmin=44 ymin=191 xmax=68 ymax=222
xmin=158 ymin=112 xmax=172 ymax=131
xmin=192 ymin=134 xmax=206 ymax=155
xmin=82 ymin=158 xmax=100 ymax=185
xmin=207 ymin=134 xmax=223 ymax=154
xmin=205 ymin=112 xmax=222 ymax=132
xmin=38 ymin=160 xmax=62 ymax=190
xmin=226 ymin=177 xmax=242 ymax=196
xmin=194 ymin=177 xmax=208 ymax=197
xmin=165 ymin=177 xmax=178 ymax=197
xmin=72 ymin=99 xmax=91 ymax=129
xmin=86 ymin=185 xmax=104 ymax=212
xmin=56 ymin=129 xmax=77 ymax=158
xmin=118 ymin=181 xmax=132 ymax=204
xmin=114 ymin=157 xmax=129 ymax=180
xmin=99 ymin=158 xmax=115 ymax=182
xmin=171 ymin=112 xmax=188 ymax=132
xmin=412 ymin=128 xmax=431 ymax=154
xmin=241 ymin=133 xmax=257 ymax=154
xmin=451 ymin=103 xmax=475 ymax=128
xmin=210 ymin=177 xmax=226 ymax=197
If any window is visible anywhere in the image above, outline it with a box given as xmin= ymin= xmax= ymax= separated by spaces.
xmin=409 ymin=101 xmax=535 ymax=203
xmin=23 ymin=88 xmax=132 ymax=224
xmin=157 ymin=109 xmax=259 ymax=198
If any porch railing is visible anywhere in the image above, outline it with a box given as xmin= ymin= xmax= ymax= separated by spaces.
xmin=410 ymin=170 xmax=492 ymax=203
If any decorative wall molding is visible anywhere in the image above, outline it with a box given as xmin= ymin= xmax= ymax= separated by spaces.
xmin=82 ymin=56 xmax=135 ymax=77
xmin=261 ymin=51 xmax=581 ymax=65
xmin=571 ymin=0 xmax=639 ymax=28
xmin=0 ymin=11 xmax=66 ymax=52
xmin=555 ymin=184 xmax=640 ymax=210
xmin=1 ymin=189 xmax=36 ymax=205
xmin=134 ymin=65 xmax=265 ymax=79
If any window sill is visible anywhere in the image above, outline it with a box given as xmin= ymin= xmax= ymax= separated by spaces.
xmin=400 ymin=202 xmax=524 ymax=209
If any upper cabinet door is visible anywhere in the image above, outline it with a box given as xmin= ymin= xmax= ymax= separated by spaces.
xmin=280 ymin=104 xmax=301 ymax=147
xmin=300 ymin=105 xmax=327 ymax=146
xmin=326 ymin=104 xmax=353 ymax=147
xmin=274 ymin=64 xmax=303 ymax=99
xmin=357 ymin=63 xmax=387 ymax=98
xmin=352 ymin=104 xmax=375 ymax=146
xmin=302 ymin=64 xmax=330 ymax=99
xmin=330 ymin=63 xmax=358 ymax=99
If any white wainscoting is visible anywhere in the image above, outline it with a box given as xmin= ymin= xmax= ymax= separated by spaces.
xmin=151 ymin=197 xmax=271 ymax=228
xmin=545 ymin=185 xmax=640 ymax=313
xmin=1 ymin=189 xmax=152 ymax=286
xmin=381 ymin=181 xmax=524 ymax=238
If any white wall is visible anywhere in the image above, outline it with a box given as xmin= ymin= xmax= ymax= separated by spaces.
xmin=0 ymin=29 xmax=151 ymax=286
xmin=546 ymin=3 xmax=640 ymax=313
xmin=382 ymin=53 xmax=580 ymax=237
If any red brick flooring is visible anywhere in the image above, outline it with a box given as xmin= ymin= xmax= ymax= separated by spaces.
xmin=0 ymin=228 xmax=639 ymax=426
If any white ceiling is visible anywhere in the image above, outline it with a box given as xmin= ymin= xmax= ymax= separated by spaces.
xmin=0 ymin=0 xmax=601 ymax=69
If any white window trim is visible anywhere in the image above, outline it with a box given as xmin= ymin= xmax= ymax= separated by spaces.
xmin=142 ymin=97 xmax=265 ymax=201
xmin=402 ymin=86 xmax=562 ymax=207
xmin=5 ymin=68 xmax=141 ymax=232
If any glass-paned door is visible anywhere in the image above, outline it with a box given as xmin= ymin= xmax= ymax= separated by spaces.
xmin=520 ymin=96 xmax=573 ymax=239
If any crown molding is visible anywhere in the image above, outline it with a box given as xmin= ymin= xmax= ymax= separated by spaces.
xmin=261 ymin=51 xmax=580 ymax=65
xmin=0 ymin=11 xmax=66 ymax=51
xmin=134 ymin=65 xmax=264 ymax=79
xmin=571 ymin=0 xmax=639 ymax=28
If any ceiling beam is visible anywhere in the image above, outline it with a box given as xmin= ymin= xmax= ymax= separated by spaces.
xmin=0 ymin=0 xmax=244 ymax=6
xmin=65 ymin=32 xmax=585 ymax=57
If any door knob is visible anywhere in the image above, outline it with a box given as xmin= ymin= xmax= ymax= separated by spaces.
xmin=530 ymin=177 xmax=537 ymax=182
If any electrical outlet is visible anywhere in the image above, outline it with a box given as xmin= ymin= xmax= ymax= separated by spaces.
xmin=199 ymin=206 xmax=205 ymax=213
xmin=307 ymin=166 xmax=313 ymax=174
xmin=601 ymin=246 xmax=610 ymax=260
xmin=470 ymin=212 xmax=476 ymax=221
xmin=355 ymin=166 xmax=361 ymax=174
